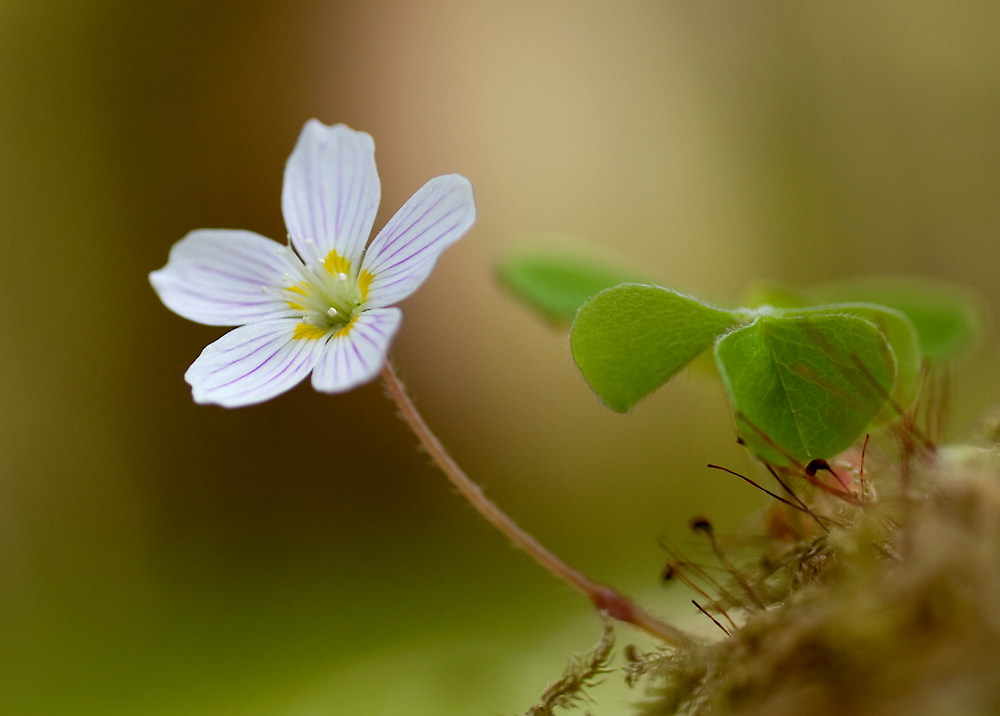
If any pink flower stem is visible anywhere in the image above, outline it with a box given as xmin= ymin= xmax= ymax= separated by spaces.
xmin=380 ymin=361 xmax=692 ymax=647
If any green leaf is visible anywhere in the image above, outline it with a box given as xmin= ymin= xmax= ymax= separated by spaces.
xmin=497 ymin=253 xmax=643 ymax=324
xmin=570 ymin=284 xmax=741 ymax=412
xmin=778 ymin=304 xmax=921 ymax=426
xmin=714 ymin=313 xmax=896 ymax=464
xmin=810 ymin=276 xmax=982 ymax=362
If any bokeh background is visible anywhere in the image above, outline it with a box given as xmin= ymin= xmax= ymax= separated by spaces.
xmin=3 ymin=2 xmax=1000 ymax=714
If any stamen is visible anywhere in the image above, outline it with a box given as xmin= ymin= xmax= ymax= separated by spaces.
xmin=266 ymin=242 xmax=363 ymax=328
xmin=275 ymin=248 xmax=306 ymax=281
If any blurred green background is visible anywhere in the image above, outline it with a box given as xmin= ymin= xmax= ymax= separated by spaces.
xmin=3 ymin=2 xmax=1000 ymax=714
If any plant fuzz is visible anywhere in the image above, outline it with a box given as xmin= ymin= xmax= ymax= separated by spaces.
xmin=523 ymin=616 xmax=616 ymax=716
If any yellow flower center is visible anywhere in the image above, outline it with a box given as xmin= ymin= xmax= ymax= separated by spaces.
xmin=272 ymin=244 xmax=374 ymax=339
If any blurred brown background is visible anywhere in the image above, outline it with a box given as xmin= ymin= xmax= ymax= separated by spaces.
xmin=3 ymin=2 xmax=1000 ymax=714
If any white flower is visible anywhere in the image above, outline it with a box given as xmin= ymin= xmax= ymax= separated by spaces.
xmin=150 ymin=120 xmax=476 ymax=407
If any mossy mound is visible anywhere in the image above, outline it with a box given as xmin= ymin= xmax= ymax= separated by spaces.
xmin=629 ymin=446 xmax=1000 ymax=716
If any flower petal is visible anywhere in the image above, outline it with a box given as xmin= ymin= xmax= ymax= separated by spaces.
xmin=185 ymin=320 xmax=327 ymax=407
xmin=360 ymin=174 xmax=475 ymax=308
xmin=282 ymin=120 xmax=381 ymax=271
xmin=149 ymin=229 xmax=296 ymax=326
xmin=311 ymin=308 xmax=402 ymax=393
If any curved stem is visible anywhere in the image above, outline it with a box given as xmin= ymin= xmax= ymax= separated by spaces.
xmin=380 ymin=361 xmax=692 ymax=647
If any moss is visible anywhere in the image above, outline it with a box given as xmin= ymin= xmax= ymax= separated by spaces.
xmin=629 ymin=444 xmax=1000 ymax=716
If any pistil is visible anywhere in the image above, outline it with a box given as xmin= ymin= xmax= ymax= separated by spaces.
xmin=266 ymin=245 xmax=365 ymax=334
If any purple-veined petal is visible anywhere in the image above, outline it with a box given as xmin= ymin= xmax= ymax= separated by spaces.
xmin=311 ymin=308 xmax=402 ymax=393
xmin=282 ymin=120 xmax=381 ymax=271
xmin=185 ymin=319 xmax=327 ymax=407
xmin=150 ymin=230 xmax=297 ymax=326
xmin=360 ymin=174 xmax=475 ymax=308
